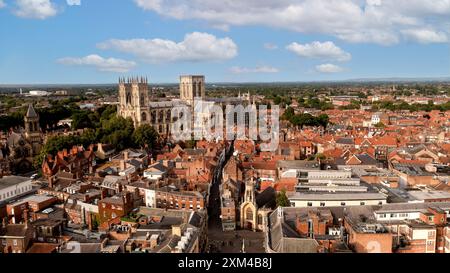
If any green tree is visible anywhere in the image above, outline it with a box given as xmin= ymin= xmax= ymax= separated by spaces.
xmin=132 ymin=124 xmax=159 ymax=150
xmin=276 ymin=189 xmax=291 ymax=207
xmin=98 ymin=116 xmax=135 ymax=151
xmin=316 ymin=114 xmax=330 ymax=129
xmin=71 ymin=111 xmax=93 ymax=130
xmin=282 ymin=107 xmax=295 ymax=121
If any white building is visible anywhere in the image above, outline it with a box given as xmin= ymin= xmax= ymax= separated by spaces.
xmin=28 ymin=90 xmax=50 ymax=97
xmin=144 ymin=188 xmax=156 ymax=208
xmin=143 ymin=162 xmax=168 ymax=181
xmin=0 ymin=176 xmax=33 ymax=203
xmin=289 ymin=192 xmax=387 ymax=208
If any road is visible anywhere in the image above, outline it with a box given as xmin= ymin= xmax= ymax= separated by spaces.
xmin=205 ymin=142 xmax=265 ymax=253
xmin=207 ymin=141 xmax=233 ymax=232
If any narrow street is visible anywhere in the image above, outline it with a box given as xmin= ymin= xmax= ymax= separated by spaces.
xmin=206 ymin=141 xmax=265 ymax=253
xmin=207 ymin=141 xmax=233 ymax=232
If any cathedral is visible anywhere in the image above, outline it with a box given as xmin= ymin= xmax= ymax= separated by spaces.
xmin=0 ymin=104 xmax=43 ymax=174
xmin=117 ymin=75 xmax=248 ymax=136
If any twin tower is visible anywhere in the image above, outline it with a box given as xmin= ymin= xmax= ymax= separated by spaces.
xmin=118 ymin=75 xmax=205 ymax=135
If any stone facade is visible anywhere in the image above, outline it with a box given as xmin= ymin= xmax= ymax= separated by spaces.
xmin=117 ymin=75 xmax=249 ymax=136
xmin=2 ymin=104 xmax=43 ymax=174
xmin=117 ymin=75 xmax=206 ymax=135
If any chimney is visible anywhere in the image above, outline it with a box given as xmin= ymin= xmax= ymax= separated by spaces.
xmin=120 ymin=160 xmax=126 ymax=171
xmin=63 ymin=149 xmax=68 ymax=157
xmin=124 ymin=151 xmax=129 ymax=161
xmin=48 ymin=176 xmax=54 ymax=188
xmin=101 ymin=188 xmax=108 ymax=199
xmin=23 ymin=209 xmax=29 ymax=227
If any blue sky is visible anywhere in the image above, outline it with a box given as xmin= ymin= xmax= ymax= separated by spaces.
xmin=0 ymin=0 xmax=449 ymax=84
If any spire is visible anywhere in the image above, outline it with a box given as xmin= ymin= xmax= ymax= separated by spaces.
xmin=26 ymin=104 xmax=38 ymax=118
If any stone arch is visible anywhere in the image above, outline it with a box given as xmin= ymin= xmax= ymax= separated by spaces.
xmin=241 ymin=202 xmax=257 ymax=230
xmin=246 ymin=207 xmax=254 ymax=221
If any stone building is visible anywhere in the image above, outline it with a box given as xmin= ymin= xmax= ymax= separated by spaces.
xmin=117 ymin=75 xmax=248 ymax=136
xmin=3 ymin=104 xmax=43 ymax=174
xmin=239 ymin=178 xmax=276 ymax=231
xmin=180 ymin=75 xmax=205 ymax=106
xmin=117 ymin=75 xmax=205 ymax=135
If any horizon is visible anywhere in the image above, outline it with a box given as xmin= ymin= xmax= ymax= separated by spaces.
xmin=2 ymin=76 xmax=450 ymax=87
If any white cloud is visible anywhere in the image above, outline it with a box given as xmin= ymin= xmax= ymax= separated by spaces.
xmin=97 ymin=32 xmax=238 ymax=63
xmin=66 ymin=0 xmax=81 ymax=6
xmin=264 ymin=43 xmax=278 ymax=50
xmin=0 ymin=0 xmax=6 ymax=8
xmin=402 ymin=28 xmax=448 ymax=43
xmin=57 ymin=55 xmax=137 ymax=73
xmin=315 ymin=64 xmax=344 ymax=73
xmin=230 ymin=65 xmax=279 ymax=74
xmin=14 ymin=0 xmax=58 ymax=19
xmin=133 ymin=0 xmax=450 ymax=45
xmin=287 ymin=41 xmax=351 ymax=62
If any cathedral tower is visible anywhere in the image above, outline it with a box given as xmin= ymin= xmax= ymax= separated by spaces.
xmin=118 ymin=77 xmax=150 ymax=127
xmin=180 ymin=75 xmax=205 ymax=106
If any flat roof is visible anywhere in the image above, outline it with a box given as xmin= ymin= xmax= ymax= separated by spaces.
xmin=9 ymin=194 xmax=55 ymax=206
xmin=277 ymin=160 xmax=320 ymax=169
xmin=408 ymin=191 xmax=450 ymax=201
xmin=0 ymin=176 xmax=30 ymax=191
xmin=289 ymin=192 xmax=386 ymax=201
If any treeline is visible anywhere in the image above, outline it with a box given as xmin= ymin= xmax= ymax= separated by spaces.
xmin=0 ymin=96 xmax=85 ymax=132
xmin=282 ymin=107 xmax=330 ymax=129
xmin=34 ymin=106 xmax=158 ymax=168
xmin=0 ymin=110 xmax=25 ymax=131
xmin=297 ymin=97 xmax=334 ymax=111
xmin=373 ymin=100 xmax=450 ymax=112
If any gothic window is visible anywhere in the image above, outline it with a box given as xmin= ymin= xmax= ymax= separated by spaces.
xmin=246 ymin=207 xmax=254 ymax=221
xmin=142 ymin=112 xmax=147 ymax=122
xmin=151 ymin=111 xmax=156 ymax=123
xmin=166 ymin=110 xmax=171 ymax=122
xmin=126 ymin=92 xmax=132 ymax=105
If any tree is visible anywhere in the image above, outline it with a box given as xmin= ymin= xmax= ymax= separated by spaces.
xmin=316 ymin=114 xmax=330 ymax=129
xmin=282 ymin=107 xmax=295 ymax=121
xmin=98 ymin=116 xmax=135 ymax=151
xmin=132 ymin=124 xmax=159 ymax=150
xmin=276 ymin=189 xmax=291 ymax=207
xmin=71 ymin=111 xmax=93 ymax=130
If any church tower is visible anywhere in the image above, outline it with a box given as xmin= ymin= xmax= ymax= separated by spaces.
xmin=244 ymin=178 xmax=256 ymax=204
xmin=180 ymin=75 xmax=205 ymax=106
xmin=24 ymin=104 xmax=42 ymax=156
xmin=240 ymin=178 xmax=258 ymax=231
xmin=118 ymin=77 xmax=150 ymax=127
